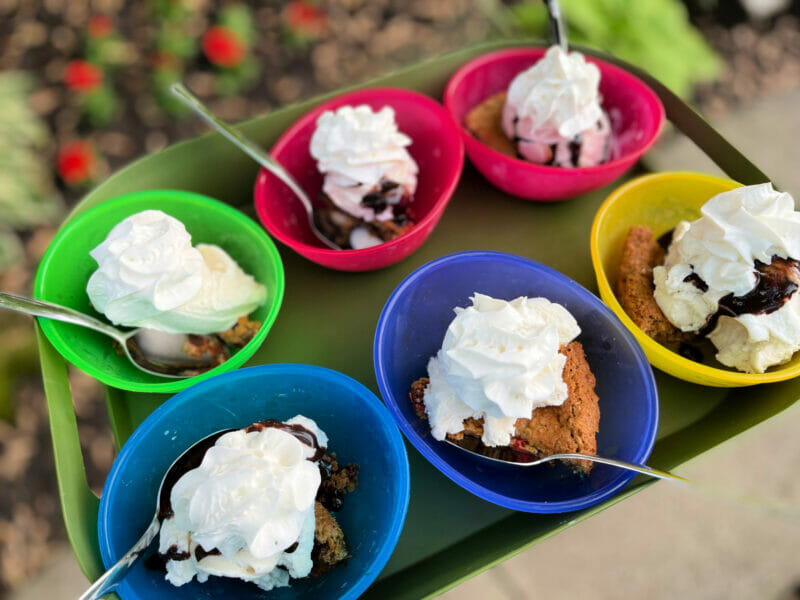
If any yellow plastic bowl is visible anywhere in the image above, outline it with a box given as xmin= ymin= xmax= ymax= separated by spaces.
xmin=591 ymin=171 xmax=800 ymax=387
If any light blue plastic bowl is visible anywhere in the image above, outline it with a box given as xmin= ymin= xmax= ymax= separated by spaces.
xmin=374 ymin=250 xmax=659 ymax=513
xmin=98 ymin=364 xmax=410 ymax=599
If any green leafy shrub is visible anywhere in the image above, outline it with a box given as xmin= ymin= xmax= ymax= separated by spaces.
xmin=0 ymin=73 xmax=63 ymax=273
xmin=149 ymin=0 xmax=198 ymax=116
xmin=0 ymin=73 xmax=63 ymax=420
xmin=509 ymin=0 xmax=722 ymax=98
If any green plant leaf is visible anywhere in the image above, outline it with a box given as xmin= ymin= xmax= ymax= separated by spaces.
xmin=508 ymin=0 xmax=721 ymax=98
xmin=219 ymin=3 xmax=256 ymax=45
xmin=0 ymin=228 xmax=23 ymax=273
xmin=82 ymin=85 xmax=119 ymax=127
xmin=0 ymin=72 xmax=64 ymax=230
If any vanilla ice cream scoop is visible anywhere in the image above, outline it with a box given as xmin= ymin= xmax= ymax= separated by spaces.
xmin=159 ymin=416 xmax=328 ymax=591
xmin=502 ymin=45 xmax=611 ymax=167
xmin=653 ymin=183 xmax=800 ymax=373
xmin=86 ymin=210 xmax=266 ymax=334
xmin=310 ymin=104 xmax=418 ymax=222
xmin=423 ymin=293 xmax=581 ymax=446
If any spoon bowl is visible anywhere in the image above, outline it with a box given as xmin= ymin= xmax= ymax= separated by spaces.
xmin=0 ymin=293 xmax=229 ymax=378
xmin=78 ymin=429 xmax=231 ymax=600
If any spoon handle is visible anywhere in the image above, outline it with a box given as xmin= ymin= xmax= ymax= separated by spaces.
xmin=0 ymin=292 xmax=123 ymax=340
xmin=169 ymin=83 xmax=314 ymax=214
xmin=544 ymin=0 xmax=568 ymax=51
xmin=78 ymin=518 xmax=160 ymax=600
xmin=544 ymin=453 xmax=687 ymax=482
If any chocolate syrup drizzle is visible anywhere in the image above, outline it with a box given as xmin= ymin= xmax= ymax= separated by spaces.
xmin=244 ymin=419 xmax=326 ymax=462
xmin=683 ymin=271 xmax=709 ymax=293
xmin=568 ymin=136 xmax=582 ymax=167
xmin=194 ymin=546 xmax=221 ymax=561
xmin=511 ymin=116 xmax=608 ymax=168
xmin=154 ymin=419 xmax=328 ymax=566
xmin=361 ymin=180 xmax=402 ymax=214
xmin=698 ymin=256 xmax=800 ymax=336
xmin=654 ymin=228 xmax=800 ymax=365
xmin=657 ymin=227 xmax=675 ymax=251
xmin=164 ymin=545 xmax=190 ymax=561
xmin=358 ymin=178 xmax=411 ymax=227
xmin=654 ymin=228 xmax=799 ymax=330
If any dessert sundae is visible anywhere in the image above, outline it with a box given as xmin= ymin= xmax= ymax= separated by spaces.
xmin=617 ymin=183 xmax=800 ymax=373
xmin=465 ymin=45 xmax=611 ymax=168
xmin=409 ymin=293 xmax=600 ymax=473
xmin=157 ymin=415 xmax=358 ymax=591
xmin=86 ymin=210 xmax=266 ymax=371
xmin=309 ymin=104 xmax=419 ymax=249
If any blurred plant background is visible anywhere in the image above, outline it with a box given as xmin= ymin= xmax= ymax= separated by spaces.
xmin=0 ymin=0 xmax=799 ymax=595
xmin=506 ymin=0 xmax=722 ymax=98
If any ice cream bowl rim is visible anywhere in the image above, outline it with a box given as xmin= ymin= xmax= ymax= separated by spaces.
xmin=590 ymin=171 xmax=800 ymax=387
xmin=33 ymin=189 xmax=285 ymax=393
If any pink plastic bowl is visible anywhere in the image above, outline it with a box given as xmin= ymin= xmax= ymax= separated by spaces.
xmin=443 ymin=47 xmax=665 ymax=201
xmin=254 ymin=87 xmax=464 ymax=271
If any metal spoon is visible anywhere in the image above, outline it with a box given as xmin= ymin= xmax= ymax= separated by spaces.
xmin=169 ymin=82 xmax=340 ymax=250
xmin=445 ymin=439 xmax=686 ymax=482
xmin=78 ymin=428 xmax=232 ymax=600
xmin=0 ymin=292 xmax=229 ymax=378
xmin=544 ymin=0 xmax=568 ymax=52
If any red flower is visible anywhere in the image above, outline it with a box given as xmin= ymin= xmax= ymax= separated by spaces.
xmin=202 ymin=26 xmax=246 ymax=68
xmin=64 ymin=60 xmax=103 ymax=92
xmin=87 ymin=15 xmax=113 ymax=39
xmin=284 ymin=1 xmax=327 ymax=37
xmin=56 ymin=141 xmax=96 ymax=185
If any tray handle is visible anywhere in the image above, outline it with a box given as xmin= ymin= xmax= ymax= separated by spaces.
xmin=583 ymin=46 xmax=771 ymax=186
xmin=36 ymin=324 xmax=104 ymax=581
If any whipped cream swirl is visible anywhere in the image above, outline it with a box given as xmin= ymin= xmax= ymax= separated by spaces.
xmin=423 ymin=293 xmax=581 ymax=446
xmin=159 ymin=416 xmax=328 ymax=591
xmin=87 ymin=210 xmax=266 ymax=334
xmin=502 ymin=46 xmax=605 ymax=148
xmin=310 ymin=104 xmax=418 ymax=222
xmin=653 ymin=183 xmax=800 ymax=372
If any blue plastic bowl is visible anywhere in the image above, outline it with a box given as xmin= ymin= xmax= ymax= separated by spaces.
xmin=98 ymin=364 xmax=410 ymax=600
xmin=374 ymin=251 xmax=658 ymax=513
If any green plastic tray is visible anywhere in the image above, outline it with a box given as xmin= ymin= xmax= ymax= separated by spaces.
xmin=37 ymin=39 xmax=799 ymax=599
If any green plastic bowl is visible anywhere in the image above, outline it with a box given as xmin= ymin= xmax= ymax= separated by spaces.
xmin=33 ymin=190 xmax=285 ymax=393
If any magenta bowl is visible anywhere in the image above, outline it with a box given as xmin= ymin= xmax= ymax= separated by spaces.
xmin=443 ymin=47 xmax=665 ymax=201
xmin=255 ymin=87 xmax=464 ymax=271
